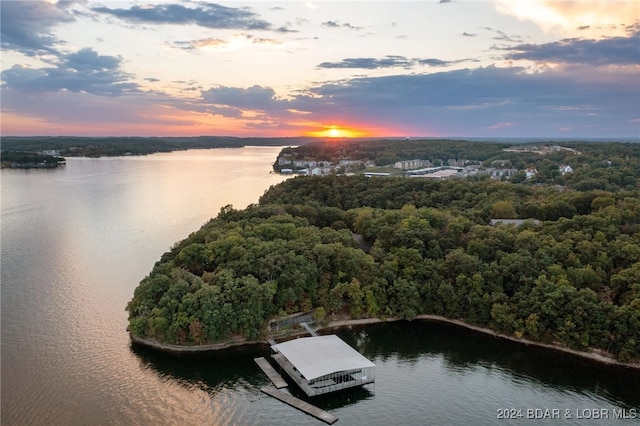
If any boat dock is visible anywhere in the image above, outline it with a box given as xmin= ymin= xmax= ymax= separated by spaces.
xmin=254 ymin=357 xmax=288 ymax=389
xmin=256 ymin=355 xmax=340 ymax=424
xmin=260 ymin=386 xmax=338 ymax=425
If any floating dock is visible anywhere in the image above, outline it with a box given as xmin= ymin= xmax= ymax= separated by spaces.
xmin=254 ymin=357 xmax=288 ymax=389
xmin=260 ymin=386 xmax=338 ymax=425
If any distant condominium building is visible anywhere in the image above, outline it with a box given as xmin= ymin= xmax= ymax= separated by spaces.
xmin=393 ymin=159 xmax=433 ymax=170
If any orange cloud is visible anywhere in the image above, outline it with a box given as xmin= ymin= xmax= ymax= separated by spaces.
xmin=496 ymin=0 xmax=639 ymax=38
xmin=191 ymin=38 xmax=227 ymax=48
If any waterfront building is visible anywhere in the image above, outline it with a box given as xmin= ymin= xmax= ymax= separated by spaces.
xmin=271 ymin=335 xmax=375 ymax=397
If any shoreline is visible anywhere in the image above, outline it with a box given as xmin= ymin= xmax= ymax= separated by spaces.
xmin=414 ymin=315 xmax=640 ymax=370
xmin=130 ymin=315 xmax=640 ymax=370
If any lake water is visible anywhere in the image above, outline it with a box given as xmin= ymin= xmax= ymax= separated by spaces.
xmin=1 ymin=148 xmax=638 ymax=425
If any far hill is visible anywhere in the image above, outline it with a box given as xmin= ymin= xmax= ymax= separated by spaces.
xmin=0 ymin=136 xmax=318 ymax=157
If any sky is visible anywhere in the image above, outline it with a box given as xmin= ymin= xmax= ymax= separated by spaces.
xmin=1 ymin=0 xmax=639 ymax=138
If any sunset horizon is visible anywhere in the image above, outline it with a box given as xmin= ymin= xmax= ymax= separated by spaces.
xmin=2 ymin=1 xmax=639 ymax=139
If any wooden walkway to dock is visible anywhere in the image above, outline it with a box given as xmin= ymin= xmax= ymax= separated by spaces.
xmin=300 ymin=322 xmax=319 ymax=336
xmin=254 ymin=357 xmax=288 ymax=389
xmin=260 ymin=386 xmax=338 ymax=425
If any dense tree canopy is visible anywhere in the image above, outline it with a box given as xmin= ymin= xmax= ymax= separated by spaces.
xmin=276 ymin=139 xmax=508 ymax=165
xmin=1 ymin=151 xmax=65 ymax=168
xmin=128 ymin=141 xmax=639 ymax=362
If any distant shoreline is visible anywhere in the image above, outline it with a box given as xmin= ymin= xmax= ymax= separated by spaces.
xmin=0 ymin=136 xmax=315 ymax=158
xmin=129 ymin=315 xmax=640 ymax=370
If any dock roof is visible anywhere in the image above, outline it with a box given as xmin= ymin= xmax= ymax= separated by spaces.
xmin=272 ymin=335 xmax=375 ymax=381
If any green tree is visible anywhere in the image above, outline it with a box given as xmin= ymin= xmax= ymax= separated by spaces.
xmin=491 ymin=200 xmax=517 ymax=219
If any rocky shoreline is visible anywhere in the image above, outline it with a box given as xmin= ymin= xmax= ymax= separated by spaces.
xmin=130 ymin=315 xmax=640 ymax=370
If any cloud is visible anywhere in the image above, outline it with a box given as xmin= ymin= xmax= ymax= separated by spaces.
xmin=196 ymin=85 xmax=303 ymax=124
xmin=290 ymin=18 xmax=310 ymax=27
xmin=173 ymin=38 xmax=228 ymax=50
xmin=462 ymin=32 xmax=477 ymax=37
xmin=318 ymin=56 xmax=415 ymax=69
xmin=202 ymin=104 xmax=245 ymax=119
xmin=275 ymin=26 xmax=298 ymax=33
xmin=92 ymin=2 xmax=274 ymax=31
xmin=172 ymin=33 xmax=283 ymax=51
xmin=63 ymin=48 xmax=122 ymax=71
xmin=5 ymin=61 xmax=637 ymax=137
xmin=201 ymin=85 xmax=281 ymax=110
xmin=321 ymin=20 xmax=363 ymax=30
xmin=321 ymin=21 xmax=340 ymax=28
xmin=483 ymin=27 xmax=525 ymax=43
xmin=286 ymin=65 xmax=639 ymax=136
xmin=418 ymin=58 xmax=477 ymax=67
xmin=1 ymin=88 xmax=207 ymax=136
xmin=1 ymin=48 xmax=136 ymax=96
xmin=239 ymin=34 xmax=283 ymax=45
xmin=317 ymin=56 xmax=476 ymax=69
xmin=0 ymin=1 xmax=76 ymax=55
xmin=501 ymin=31 xmax=640 ymax=66
xmin=342 ymin=22 xmax=363 ymax=31
xmin=495 ymin=0 xmax=639 ymax=38
xmin=189 ymin=64 xmax=636 ymax=136
xmin=493 ymin=30 xmax=524 ymax=43
xmin=191 ymin=37 xmax=228 ymax=48
xmin=306 ymin=67 xmax=601 ymax=108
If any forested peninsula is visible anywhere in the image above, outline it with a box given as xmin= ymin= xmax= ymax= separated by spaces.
xmin=1 ymin=151 xmax=66 ymax=169
xmin=127 ymin=140 xmax=640 ymax=364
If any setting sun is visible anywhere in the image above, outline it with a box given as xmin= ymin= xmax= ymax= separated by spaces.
xmin=327 ymin=127 xmax=343 ymax=138
xmin=307 ymin=125 xmax=367 ymax=138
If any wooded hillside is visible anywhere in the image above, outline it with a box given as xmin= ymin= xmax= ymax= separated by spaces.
xmin=128 ymin=144 xmax=639 ymax=361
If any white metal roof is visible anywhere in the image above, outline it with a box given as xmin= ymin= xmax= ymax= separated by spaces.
xmin=272 ymin=335 xmax=375 ymax=381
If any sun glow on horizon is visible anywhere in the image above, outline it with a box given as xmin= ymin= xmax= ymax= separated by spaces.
xmin=306 ymin=125 xmax=370 ymax=138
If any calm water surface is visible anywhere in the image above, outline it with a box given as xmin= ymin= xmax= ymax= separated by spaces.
xmin=2 ymin=148 xmax=639 ymax=425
